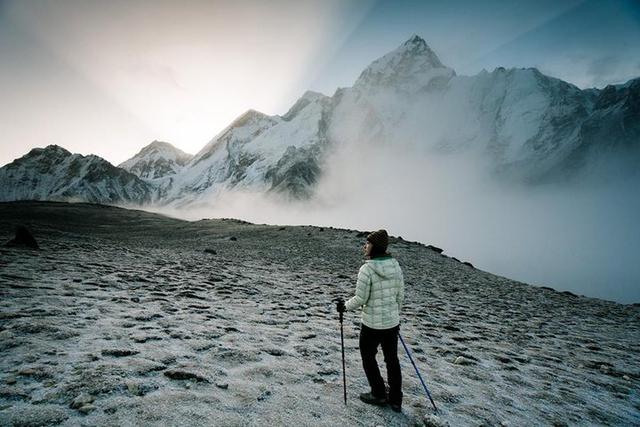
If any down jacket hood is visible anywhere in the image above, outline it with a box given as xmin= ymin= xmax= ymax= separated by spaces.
xmin=365 ymin=257 xmax=402 ymax=280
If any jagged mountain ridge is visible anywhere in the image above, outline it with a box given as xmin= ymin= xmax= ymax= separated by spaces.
xmin=125 ymin=34 xmax=640 ymax=202
xmin=0 ymin=145 xmax=154 ymax=204
xmin=1 ymin=35 xmax=638 ymax=205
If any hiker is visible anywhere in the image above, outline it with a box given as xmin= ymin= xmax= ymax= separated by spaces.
xmin=336 ymin=229 xmax=405 ymax=412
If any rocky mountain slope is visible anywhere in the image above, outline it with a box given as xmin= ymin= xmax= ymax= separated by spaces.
xmin=118 ymin=141 xmax=193 ymax=180
xmin=1 ymin=35 xmax=638 ymax=205
xmin=0 ymin=146 xmax=154 ymax=205
xmin=0 ymin=201 xmax=638 ymax=426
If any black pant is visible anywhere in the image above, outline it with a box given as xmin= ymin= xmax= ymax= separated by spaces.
xmin=359 ymin=323 xmax=402 ymax=405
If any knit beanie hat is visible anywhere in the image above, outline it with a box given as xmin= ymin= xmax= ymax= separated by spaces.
xmin=367 ymin=229 xmax=389 ymax=252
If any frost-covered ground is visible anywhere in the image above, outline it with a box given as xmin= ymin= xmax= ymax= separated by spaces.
xmin=0 ymin=201 xmax=638 ymax=426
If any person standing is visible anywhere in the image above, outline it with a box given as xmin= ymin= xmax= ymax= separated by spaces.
xmin=337 ymin=229 xmax=405 ymax=412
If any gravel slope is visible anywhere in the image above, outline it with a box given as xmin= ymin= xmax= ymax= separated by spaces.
xmin=0 ymin=201 xmax=638 ymax=426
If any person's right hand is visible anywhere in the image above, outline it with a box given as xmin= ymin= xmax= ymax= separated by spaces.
xmin=336 ymin=300 xmax=346 ymax=313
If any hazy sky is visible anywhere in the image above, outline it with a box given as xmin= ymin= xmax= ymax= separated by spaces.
xmin=1 ymin=0 xmax=639 ymax=167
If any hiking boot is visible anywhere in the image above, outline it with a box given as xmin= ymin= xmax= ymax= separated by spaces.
xmin=359 ymin=392 xmax=386 ymax=406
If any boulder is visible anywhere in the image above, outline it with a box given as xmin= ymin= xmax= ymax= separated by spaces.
xmin=5 ymin=225 xmax=39 ymax=249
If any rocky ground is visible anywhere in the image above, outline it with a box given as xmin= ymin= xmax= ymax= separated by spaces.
xmin=0 ymin=201 xmax=638 ymax=426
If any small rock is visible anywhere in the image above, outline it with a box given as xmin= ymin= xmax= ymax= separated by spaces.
xmin=424 ymin=414 xmax=449 ymax=427
xmin=257 ymin=390 xmax=271 ymax=401
xmin=70 ymin=392 xmax=94 ymax=409
xmin=623 ymin=375 xmax=630 ymax=381
xmin=126 ymin=382 xmax=142 ymax=396
xmin=164 ymin=369 xmax=209 ymax=383
xmin=78 ymin=404 xmax=96 ymax=414
xmin=265 ymin=348 xmax=285 ymax=357
xmin=454 ymin=356 xmax=471 ymax=365
xmin=131 ymin=297 xmax=140 ymax=303
xmin=101 ymin=349 xmax=139 ymax=357
xmin=5 ymin=375 xmax=16 ymax=385
xmin=229 ymin=236 xmax=237 ymax=241
xmin=204 ymin=248 xmax=217 ymax=255
xmin=216 ymin=382 xmax=229 ymax=390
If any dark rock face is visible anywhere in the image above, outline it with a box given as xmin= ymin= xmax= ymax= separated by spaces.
xmin=5 ymin=225 xmax=39 ymax=249
xmin=266 ymin=145 xmax=323 ymax=198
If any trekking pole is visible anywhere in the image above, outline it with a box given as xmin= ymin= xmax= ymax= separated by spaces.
xmin=399 ymin=333 xmax=438 ymax=413
xmin=334 ymin=298 xmax=347 ymax=405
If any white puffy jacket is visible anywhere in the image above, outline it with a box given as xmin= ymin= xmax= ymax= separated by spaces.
xmin=345 ymin=256 xmax=405 ymax=329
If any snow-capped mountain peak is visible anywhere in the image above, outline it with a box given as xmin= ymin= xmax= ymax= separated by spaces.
xmin=354 ymin=34 xmax=455 ymax=91
xmin=119 ymin=140 xmax=192 ymax=180
xmin=282 ymin=90 xmax=329 ymax=121
xmin=190 ymin=109 xmax=280 ymax=166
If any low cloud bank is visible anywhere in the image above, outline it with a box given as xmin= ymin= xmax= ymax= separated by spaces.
xmin=153 ymin=142 xmax=640 ymax=304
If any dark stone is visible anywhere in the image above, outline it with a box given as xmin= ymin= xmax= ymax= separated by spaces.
xmin=425 ymin=245 xmax=443 ymax=254
xmin=101 ymin=349 xmax=139 ymax=357
xmin=462 ymin=261 xmax=474 ymax=268
xmin=131 ymin=297 xmax=140 ymax=303
xmin=164 ymin=370 xmax=209 ymax=383
xmin=278 ymin=227 xmax=286 ymax=231
xmin=265 ymin=348 xmax=285 ymax=356
xmin=204 ymin=248 xmax=217 ymax=255
xmin=229 ymin=236 xmax=237 ymax=241
xmin=6 ymin=225 xmax=39 ymax=249
xmin=451 ymin=257 xmax=460 ymax=262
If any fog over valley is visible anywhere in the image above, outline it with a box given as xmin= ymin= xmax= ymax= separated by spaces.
xmin=151 ymin=138 xmax=640 ymax=304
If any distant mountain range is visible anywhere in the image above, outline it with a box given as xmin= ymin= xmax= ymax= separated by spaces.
xmin=1 ymin=35 xmax=638 ymax=206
